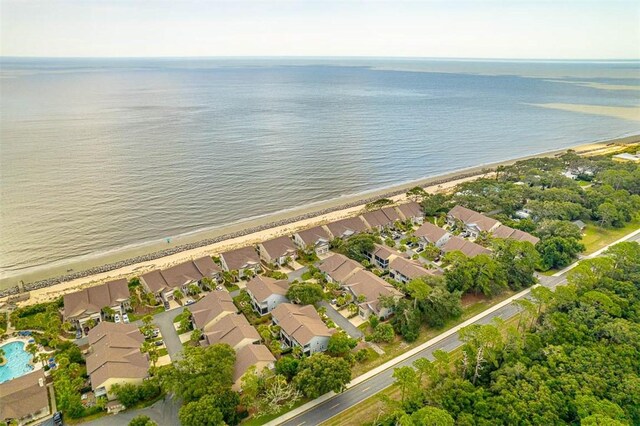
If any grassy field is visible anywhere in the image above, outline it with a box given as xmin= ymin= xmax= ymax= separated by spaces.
xmin=581 ymin=218 xmax=640 ymax=254
xmin=322 ymin=316 xmax=521 ymax=426
xmin=242 ymin=398 xmax=309 ymax=426
xmin=350 ymin=291 xmax=514 ymax=377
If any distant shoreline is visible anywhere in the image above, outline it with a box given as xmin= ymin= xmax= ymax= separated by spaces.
xmin=1 ymin=134 xmax=638 ymax=301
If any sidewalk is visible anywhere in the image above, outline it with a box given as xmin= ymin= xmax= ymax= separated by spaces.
xmin=267 ymin=227 xmax=640 ymax=426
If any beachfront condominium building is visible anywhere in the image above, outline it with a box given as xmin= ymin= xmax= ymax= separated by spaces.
xmin=360 ymin=206 xmax=402 ymax=231
xmin=140 ymin=256 xmax=222 ymax=302
xmin=189 ymin=290 xmax=238 ymax=332
xmin=414 ymin=222 xmax=451 ymax=249
xmin=318 ymin=253 xmax=362 ymax=284
xmin=395 ymin=201 xmax=424 ymax=225
xmin=446 ymin=205 xmax=500 ymax=238
xmin=86 ymin=322 xmax=150 ymax=400
xmin=0 ymin=370 xmax=50 ymax=426
xmin=324 ymin=216 xmax=370 ymax=239
xmin=318 ymin=253 xmax=402 ymax=319
xmin=441 ymin=236 xmax=491 ymax=258
xmin=343 ymin=269 xmax=403 ymax=319
xmin=232 ymin=344 xmax=276 ymax=392
xmin=366 ymin=243 xmax=404 ymax=270
xmin=447 ymin=205 xmax=539 ymax=245
xmin=388 ymin=256 xmax=440 ymax=284
xmin=219 ymin=246 xmax=262 ymax=278
xmin=200 ymin=314 xmax=261 ymax=350
xmin=257 ymin=235 xmax=298 ymax=267
xmin=245 ymin=275 xmax=289 ymax=316
xmin=491 ymin=224 xmax=540 ymax=245
xmin=271 ymin=303 xmax=332 ymax=355
xmin=63 ymin=278 xmax=131 ymax=331
xmin=292 ymin=226 xmax=332 ymax=256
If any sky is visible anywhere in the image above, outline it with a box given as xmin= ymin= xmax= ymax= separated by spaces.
xmin=1 ymin=1 xmax=639 ymax=59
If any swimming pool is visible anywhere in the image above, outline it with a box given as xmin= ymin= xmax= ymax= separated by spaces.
xmin=0 ymin=341 xmax=34 ymax=383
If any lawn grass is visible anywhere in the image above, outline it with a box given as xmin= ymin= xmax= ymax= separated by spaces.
xmin=241 ymin=398 xmax=309 ymax=426
xmin=350 ymin=291 xmax=515 ymax=377
xmin=581 ymin=218 xmax=640 ymax=254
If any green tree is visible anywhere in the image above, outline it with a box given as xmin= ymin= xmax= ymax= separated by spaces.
xmin=393 ymin=366 xmax=420 ymax=407
xmin=178 ymin=395 xmax=225 ymax=426
xmin=275 ymin=356 xmax=300 ymax=381
xmin=536 ymin=236 xmax=584 ymax=271
xmin=173 ymin=289 xmax=184 ymax=302
xmin=409 ymin=406 xmax=455 ymax=425
xmin=159 ymin=343 xmax=236 ymax=403
xmin=128 ymin=415 xmax=157 ymax=426
xmin=101 ymin=306 xmax=115 ymax=319
xmin=421 ymin=193 xmax=451 ymax=217
xmin=493 ymin=239 xmax=540 ymax=290
xmin=370 ymin=323 xmax=395 ymax=343
xmin=390 ymin=299 xmax=422 ymax=342
xmin=286 ymin=282 xmax=325 ymax=305
xmin=294 ymin=353 xmax=351 ymax=398
xmin=326 ymin=331 xmax=357 ymax=357
xmin=338 ymin=234 xmax=381 ymax=263
xmin=535 ymin=219 xmax=582 ymax=240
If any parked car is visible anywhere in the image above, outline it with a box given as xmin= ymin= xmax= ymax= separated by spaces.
xmin=114 ymin=314 xmax=121 ymax=323
xmin=53 ymin=411 xmax=63 ymax=425
xmin=154 ymin=340 xmax=164 ymax=346
xmin=163 ymin=301 xmax=170 ymax=310
xmin=122 ymin=313 xmax=130 ymax=324
xmin=75 ymin=329 xmax=82 ymax=339
xmin=145 ymin=329 xmax=160 ymax=339
xmin=185 ymin=299 xmax=195 ymax=305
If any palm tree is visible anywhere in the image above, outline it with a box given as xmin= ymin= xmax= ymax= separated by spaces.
xmin=25 ymin=343 xmax=38 ymax=362
xmin=0 ymin=348 xmax=5 ymax=364
xmin=38 ymin=352 xmax=49 ymax=368
xmin=102 ymin=306 xmax=115 ymax=319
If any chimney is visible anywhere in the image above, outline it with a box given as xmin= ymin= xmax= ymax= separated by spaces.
xmin=38 ymin=377 xmax=44 ymax=387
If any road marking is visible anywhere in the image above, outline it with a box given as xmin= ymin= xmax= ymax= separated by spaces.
xmin=296 ymin=423 xmax=306 ymax=426
xmin=329 ymin=403 xmax=340 ymax=410
xmin=361 ymin=387 xmax=371 ymax=392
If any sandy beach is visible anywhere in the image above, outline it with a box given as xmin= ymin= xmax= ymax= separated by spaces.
xmin=3 ymin=136 xmax=638 ymax=307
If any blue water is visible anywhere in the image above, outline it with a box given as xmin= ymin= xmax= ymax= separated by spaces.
xmin=0 ymin=58 xmax=639 ymax=282
xmin=0 ymin=341 xmax=34 ymax=383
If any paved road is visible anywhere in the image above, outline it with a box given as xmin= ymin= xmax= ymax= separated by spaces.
xmin=275 ymin=230 xmax=640 ymax=426
xmin=318 ymin=301 xmax=363 ymax=339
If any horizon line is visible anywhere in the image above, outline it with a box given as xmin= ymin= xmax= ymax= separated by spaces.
xmin=2 ymin=55 xmax=639 ymax=62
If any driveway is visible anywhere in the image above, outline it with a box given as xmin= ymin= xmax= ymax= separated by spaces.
xmin=287 ymin=266 xmax=309 ymax=283
xmin=318 ymin=301 xmax=363 ymax=339
xmin=152 ymin=306 xmax=185 ymax=360
xmin=84 ymin=395 xmax=181 ymax=426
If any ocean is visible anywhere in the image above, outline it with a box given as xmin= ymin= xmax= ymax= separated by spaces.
xmin=1 ymin=58 xmax=639 ymax=287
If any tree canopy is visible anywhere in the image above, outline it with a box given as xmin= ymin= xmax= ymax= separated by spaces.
xmin=379 ymin=241 xmax=640 ymax=425
xmin=293 ymin=353 xmax=352 ymax=398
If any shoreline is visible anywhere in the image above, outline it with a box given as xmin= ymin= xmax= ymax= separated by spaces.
xmin=2 ymin=134 xmax=638 ymax=303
